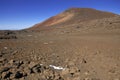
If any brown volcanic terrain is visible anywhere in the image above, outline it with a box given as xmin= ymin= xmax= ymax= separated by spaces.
xmin=29 ymin=8 xmax=117 ymax=31
xmin=0 ymin=8 xmax=120 ymax=80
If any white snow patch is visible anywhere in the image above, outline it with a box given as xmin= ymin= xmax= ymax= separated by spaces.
xmin=40 ymin=64 xmax=43 ymax=65
xmin=49 ymin=65 xmax=65 ymax=70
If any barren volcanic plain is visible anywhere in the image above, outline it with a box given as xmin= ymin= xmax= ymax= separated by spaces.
xmin=0 ymin=8 xmax=120 ymax=80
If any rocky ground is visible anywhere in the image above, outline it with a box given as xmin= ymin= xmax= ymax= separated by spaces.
xmin=0 ymin=29 xmax=120 ymax=80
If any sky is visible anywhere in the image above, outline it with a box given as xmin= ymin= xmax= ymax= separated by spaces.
xmin=0 ymin=0 xmax=120 ymax=30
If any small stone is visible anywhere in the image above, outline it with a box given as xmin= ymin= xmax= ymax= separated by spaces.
xmin=84 ymin=71 xmax=89 ymax=75
xmin=14 ymin=60 xmax=23 ymax=68
xmin=96 ymin=51 xmax=101 ymax=54
xmin=1 ymin=72 xmax=6 ymax=79
xmin=9 ymin=73 xmax=15 ymax=79
xmin=22 ymin=72 xmax=27 ymax=77
xmin=0 ymin=54 xmax=2 ymax=57
xmin=28 ymin=62 xmax=37 ymax=68
xmin=15 ymin=71 xmax=23 ymax=79
xmin=0 ymin=67 xmax=10 ymax=73
xmin=12 ymin=50 xmax=18 ymax=55
xmin=82 ymin=59 xmax=87 ymax=63
xmin=43 ymin=65 xmax=49 ymax=70
xmin=9 ymin=68 xmax=16 ymax=73
xmin=76 ymin=26 xmax=80 ymax=28
xmin=24 ymin=61 xmax=30 ymax=64
xmin=9 ymin=59 xmax=15 ymax=64
xmin=70 ymin=73 xmax=74 ymax=76
xmin=54 ymin=74 xmax=60 ymax=80
xmin=57 ymin=76 xmax=64 ymax=80
xmin=108 ymin=68 xmax=116 ymax=73
xmin=2 ymin=72 xmax=12 ymax=79
xmin=0 ymin=58 xmax=5 ymax=63
xmin=32 ymin=66 xmax=41 ymax=73
xmin=4 ymin=47 xmax=8 ymax=49
xmin=69 ymin=67 xmax=78 ymax=73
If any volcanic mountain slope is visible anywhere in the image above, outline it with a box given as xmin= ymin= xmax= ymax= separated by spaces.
xmin=28 ymin=8 xmax=118 ymax=31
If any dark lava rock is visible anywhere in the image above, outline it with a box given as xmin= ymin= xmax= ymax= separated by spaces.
xmin=14 ymin=60 xmax=24 ymax=68
xmin=0 ymin=67 xmax=10 ymax=73
xmin=15 ymin=71 xmax=23 ymax=79
xmin=0 ymin=58 xmax=5 ymax=63
xmin=31 ymin=64 xmax=42 ymax=73
xmin=0 ymin=30 xmax=17 ymax=39
xmin=2 ymin=72 xmax=12 ymax=79
xmin=0 ymin=53 xmax=2 ymax=57
xmin=82 ymin=58 xmax=87 ymax=63
xmin=0 ymin=35 xmax=17 ymax=39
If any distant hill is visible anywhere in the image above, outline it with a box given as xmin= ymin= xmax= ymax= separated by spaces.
xmin=28 ymin=8 xmax=118 ymax=31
